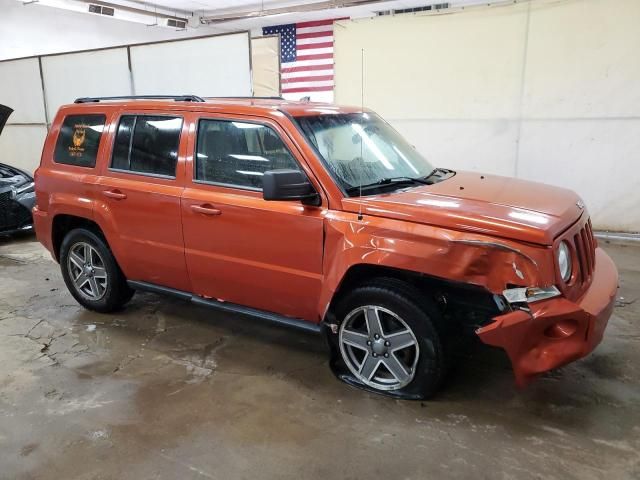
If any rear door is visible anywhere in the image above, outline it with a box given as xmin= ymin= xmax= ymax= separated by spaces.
xmin=95 ymin=110 xmax=190 ymax=291
xmin=181 ymin=112 xmax=325 ymax=321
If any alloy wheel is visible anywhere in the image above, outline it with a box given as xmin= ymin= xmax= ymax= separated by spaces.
xmin=339 ymin=305 xmax=419 ymax=391
xmin=67 ymin=241 xmax=108 ymax=301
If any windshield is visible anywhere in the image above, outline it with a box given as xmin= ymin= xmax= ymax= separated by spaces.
xmin=296 ymin=112 xmax=435 ymax=195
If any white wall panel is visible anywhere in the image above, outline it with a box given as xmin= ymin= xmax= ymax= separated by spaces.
xmin=335 ymin=0 xmax=640 ymax=231
xmin=518 ymin=119 xmax=640 ymax=232
xmin=0 ymin=58 xmax=46 ymax=124
xmin=130 ymin=33 xmax=252 ymax=97
xmin=516 ymin=0 xmax=640 ymax=231
xmin=335 ymin=5 xmax=528 ymax=120
xmin=392 ymin=119 xmax=518 ymax=177
xmin=0 ymin=59 xmax=48 ymax=172
xmin=522 ymin=0 xmax=640 ymax=119
xmin=0 ymin=125 xmax=48 ymax=172
xmin=41 ymin=48 xmax=132 ymax=116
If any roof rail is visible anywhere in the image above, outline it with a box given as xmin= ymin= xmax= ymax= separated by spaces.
xmin=74 ymin=95 xmax=205 ymax=103
xmin=205 ymin=96 xmax=285 ymax=100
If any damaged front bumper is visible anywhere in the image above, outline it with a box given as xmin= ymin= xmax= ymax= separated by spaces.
xmin=477 ymin=248 xmax=618 ymax=387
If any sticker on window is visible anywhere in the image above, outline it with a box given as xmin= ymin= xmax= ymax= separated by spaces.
xmin=54 ymin=114 xmax=106 ymax=167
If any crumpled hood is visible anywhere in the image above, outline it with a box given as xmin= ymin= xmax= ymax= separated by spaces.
xmin=342 ymin=171 xmax=585 ymax=245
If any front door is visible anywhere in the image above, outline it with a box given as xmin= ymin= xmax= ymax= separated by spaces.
xmin=181 ymin=113 xmax=325 ymax=321
xmin=96 ymin=111 xmax=190 ymax=291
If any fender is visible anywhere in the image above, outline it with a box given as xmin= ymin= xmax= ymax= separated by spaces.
xmin=48 ymin=192 xmax=94 ymax=221
xmin=45 ymin=178 xmax=125 ymax=272
xmin=47 ymin=195 xmax=128 ymax=278
xmin=42 ymin=169 xmax=99 ymax=260
xmin=316 ymin=211 xmax=556 ymax=321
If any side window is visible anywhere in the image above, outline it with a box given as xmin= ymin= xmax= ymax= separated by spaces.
xmin=54 ymin=114 xmax=106 ymax=167
xmin=195 ymin=119 xmax=302 ymax=190
xmin=111 ymin=115 xmax=182 ymax=177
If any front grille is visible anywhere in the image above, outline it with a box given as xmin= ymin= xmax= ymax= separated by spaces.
xmin=0 ymin=191 xmax=32 ymax=232
xmin=572 ymin=218 xmax=597 ymax=285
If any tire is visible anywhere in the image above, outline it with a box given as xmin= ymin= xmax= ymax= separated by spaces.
xmin=328 ymin=278 xmax=449 ymax=400
xmin=59 ymin=228 xmax=134 ymax=313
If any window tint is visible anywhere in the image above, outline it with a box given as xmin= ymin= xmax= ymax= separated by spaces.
xmin=111 ymin=115 xmax=135 ymax=170
xmin=111 ymin=115 xmax=182 ymax=177
xmin=54 ymin=114 xmax=105 ymax=167
xmin=195 ymin=119 xmax=301 ymax=190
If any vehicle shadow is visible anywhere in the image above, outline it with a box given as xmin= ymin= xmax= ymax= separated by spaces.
xmin=0 ymin=230 xmax=36 ymax=244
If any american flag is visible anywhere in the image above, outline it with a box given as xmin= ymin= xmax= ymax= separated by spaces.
xmin=263 ymin=19 xmax=341 ymax=102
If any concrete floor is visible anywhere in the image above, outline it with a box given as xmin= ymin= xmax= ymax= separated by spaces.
xmin=0 ymin=235 xmax=638 ymax=480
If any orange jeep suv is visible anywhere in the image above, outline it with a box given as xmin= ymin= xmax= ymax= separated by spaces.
xmin=33 ymin=95 xmax=618 ymax=399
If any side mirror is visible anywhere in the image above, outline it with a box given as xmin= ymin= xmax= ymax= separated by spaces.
xmin=263 ymin=169 xmax=320 ymax=205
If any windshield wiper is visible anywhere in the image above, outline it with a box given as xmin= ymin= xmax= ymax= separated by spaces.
xmin=424 ymin=168 xmax=453 ymax=181
xmin=346 ymin=176 xmax=432 ymax=195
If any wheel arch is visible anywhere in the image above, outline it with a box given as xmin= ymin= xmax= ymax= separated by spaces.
xmin=323 ymin=263 xmax=505 ymax=334
xmin=327 ymin=264 xmax=423 ymax=312
xmin=51 ymin=214 xmax=108 ymax=262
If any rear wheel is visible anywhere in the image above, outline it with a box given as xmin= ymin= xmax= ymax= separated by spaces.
xmin=329 ymin=278 xmax=448 ymax=399
xmin=60 ymin=228 xmax=133 ymax=313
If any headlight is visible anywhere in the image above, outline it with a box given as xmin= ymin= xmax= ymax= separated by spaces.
xmin=503 ymin=286 xmax=561 ymax=304
xmin=13 ymin=181 xmax=34 ymax=196
xmin=557 ymin=241 xmax=572 ymax=282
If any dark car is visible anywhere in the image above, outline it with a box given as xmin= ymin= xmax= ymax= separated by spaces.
xmin=0 ymin=105 xmax=35 ymax=236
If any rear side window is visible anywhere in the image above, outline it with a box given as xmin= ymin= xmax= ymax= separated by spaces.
xmin=111 ymin=115 xmax=182 ymax=177
xmin=54 ymin=114 xmax=106 ymax=167
xmin=195 ymin=119 xmax=301 ymax=190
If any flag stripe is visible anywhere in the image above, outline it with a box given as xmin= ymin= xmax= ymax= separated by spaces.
xmin=296 ymin=25 xmax=334 ymax=35
xmin=296 ymin=19 xmax=335 ymax=28
xmin=296 ymin=31 xmax=332 ymax=40
xmin=282 ymin=85 xmax=334 ymax=93
xmin=297 ymin=41 xmax=333 ymax=50
xmin=282 ymin=69 xmax=333 ymax=79
xmin=295 ymin=47 xmax=333 ymax=57
xmin=282 ymin=80 xmax=334 ymax=88
xmin=282 ymin=63 xmax=334 ymax=73
xmin=297 ymin=36 xmax=333 ymax=45
xmin=295 ymin=52 xmax=333 ymax=61
xmin=282 ymin=75 xmax=334 ymax=84
xmin=282 ymin=59 xmax=333 ymax=69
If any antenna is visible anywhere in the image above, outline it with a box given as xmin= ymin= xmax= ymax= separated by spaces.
xmin=358 ymin=48 xmax=364 ymax=221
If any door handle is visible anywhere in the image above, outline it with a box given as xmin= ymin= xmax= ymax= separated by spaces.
xmin=103 ymin=189 xmax=127 ymax=200
xmin=191 ymin=204 xmax=222 ymax=216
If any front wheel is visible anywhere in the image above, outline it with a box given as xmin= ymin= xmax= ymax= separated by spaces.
xmin=60 ymin=228 xmax=134 ymax=313
xmin=329 ymin=279 xmax=449 ymax=399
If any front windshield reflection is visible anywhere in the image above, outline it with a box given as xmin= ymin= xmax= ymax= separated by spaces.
xmin=296 ymin=112 xmax=434 ymax=195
